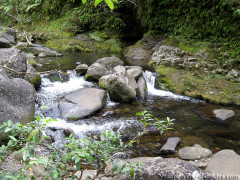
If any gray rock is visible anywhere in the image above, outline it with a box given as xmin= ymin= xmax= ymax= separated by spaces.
xmin=106 ymin=157 xmax=214 ymax=180
xmin=25 ymin=63 xmax=41 ymax=89
xmin=43 ymin=71 xmax=69 ymax=82
xmin=32 ymin=164 xmax=50 ymax=177
xmin=85 ymin=56 xmax=124 ymax=82
xmin=75 ymin=63 xmax=88 ymax=76
xmin=0 ymin=70 xmax=35 ymax=125
xmin=63 ymin=128 xmax=78 ymax=139
xmin=38 ymin=52 xmax=46 ymax=58
xmin=124 ymin=46 xmax=151 ymax=67
xmin=0 ymin=48 xmax=27 ymax=78
xmin=102 ymin=111 xmax=115 ymax=117
xmin=0 ymin=27 xmax=16 ymax=48
xmin=227 ymin=69 xmax=239 ymax=78
xmin=59 ymin=88 xmax=106 ymax=120
xmin=179 ymin=146 xmax=212 ymax=160
xmin=137 ymin=77 xmax=147 ymax=100
xmin=213 ymin=109 xmax=235 ymax=121
xmin=189 ymin=160 xmax=208 ymax=168
xmin=24 ymin=47 xmax=62 ymax=57
xmin=206 ymin=150 xmax=240 ymax=179
xmin=159 ymin=137 xmax=181 ymax=155
xmin=151 ymin=45 xmax=187 ymax=68
xmin=99 ymin=67 xmax=138 ymax=102
xmin=126 ymin=66 xmax=143 ymax=80
xmin=75 ymin=170 xmax=97 ymax=179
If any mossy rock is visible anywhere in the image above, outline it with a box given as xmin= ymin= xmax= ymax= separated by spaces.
xmin=30 ymin=74 xmax=41 ymax=89
xmin=155 ymin=65 xmax=240 ymax=105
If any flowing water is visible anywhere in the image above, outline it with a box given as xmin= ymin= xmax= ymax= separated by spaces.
xmin=36 ymin=52 xmax=240 ymax=156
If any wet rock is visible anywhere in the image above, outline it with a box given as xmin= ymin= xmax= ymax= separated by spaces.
xmin=63 ymin=128 xmax=78 ymax=139
xmin=124 ymin=46 xmax=151 ymax=67
xmin=206 ymin=150 xmax=240 ymax=179
xmin=159 ymin=137 xmax=181 ymax=155
xmin=27 ymin=53 xmax=38 ymax=68
xmin=99 ymin=66 xmax=138 ymax=102
xmin=75 ymin=63 xmax=88 ymax=76
xmin=102 ymin=111 xmax=115 ymax=117
xmin=137 ymin=76 xmax=147 ymax=100
xmin=0 ymin=70 xmax=35 ymax=125
xmin=43 ymin=71 xmax=69 ymax=82
xmin=179 ymin=146 xmax=212 ymax=160
xmin=105 ymin=157 xmax=214 ymax=180
xmin=59 ymin=88 xmax=107 ymax=120
xmin=85 ymin=56 xmax=124 ymax=82
xmin=213 ymin=109 xmax=235 ymax=121
xmin=0 ymin=27 xmax=17 ymax=48
xmin=25 ymin=63 xmax=41 ymax=89
xmin=0 ymin=48 xmax=27 ymax=78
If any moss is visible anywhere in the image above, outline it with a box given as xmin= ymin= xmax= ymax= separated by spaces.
xmin=156 ymin=65 xmax=240 ymax=105
xmin=30 ymin=74 xmax=41 ymax=89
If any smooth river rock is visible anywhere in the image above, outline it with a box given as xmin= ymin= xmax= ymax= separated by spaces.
xmin=59 ymin=88 xmax=106 ymax=120
xmin=105 ymin=157 xmax=214 ymax=180
xmin=213 ymin=109 xmax=235 ymax=121
xmin=206 ymin=149 xmax=240 ymax=180
xmin=179 ymin=145 xmax=212 ymax=160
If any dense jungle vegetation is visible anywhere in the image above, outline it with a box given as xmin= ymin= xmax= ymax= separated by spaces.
xmin=1 ymin=0 xmax=239 ymax=49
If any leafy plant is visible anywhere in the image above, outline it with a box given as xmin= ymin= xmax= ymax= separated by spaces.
xmin=0 ymin=111 xmax=174 ymax=179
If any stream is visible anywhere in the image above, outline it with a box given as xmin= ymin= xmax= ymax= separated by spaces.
xmin=35 ymin=52 xmax=240 ymax=157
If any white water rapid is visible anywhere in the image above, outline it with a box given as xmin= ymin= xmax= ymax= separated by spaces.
xmin=36 ymin=70 xmax=193 ymax=141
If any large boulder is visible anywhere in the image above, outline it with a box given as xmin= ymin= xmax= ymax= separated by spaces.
xmin=206 ymin=149 xmax=240 ymax=179
xmin=124 ymin=46 xmax=151 ymax=67
xmin=105 ymin=157 xmax=214 ymax=180
xmin=0 ymin=70 xmax=35 ymax=124
xmin=0 ymin=48 xmax=27 ymax=78
xmin=0 ymin=27 xmax=17 ymax=48
xmin=59 ymin=88 xmax=107 ymax=120
xmin=99 ymin=65 xmax=138 ymax=102
xmin=85 ymin=56 xmax=124 ymax=82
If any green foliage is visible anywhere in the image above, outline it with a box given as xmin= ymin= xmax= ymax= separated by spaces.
xmin=136 ymin=110 xmax=174 ymax=135
xmin=0 ymin=28 xmax=6 ymax=37
xmin=0 ymin=111 xmax=174 ymax=179
xmin=136 ymin=0 xmax=240 ymax=40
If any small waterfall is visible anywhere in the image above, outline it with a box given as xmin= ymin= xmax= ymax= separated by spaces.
xmin=143 ymin=71 xmax=191 ymax=100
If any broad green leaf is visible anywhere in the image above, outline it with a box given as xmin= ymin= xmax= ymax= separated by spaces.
xmin=82 ymin=0 xmax=87 ymax=4
xmin=130 ymin=170 xmax=134 ymax=180
xmin=7 ymin=120 xmax=13 ymax=127
xmin=88 ymin=154 xmax=95 ymax=164
xmin=62 ymin=154 xmax=70 ymax=163
xmin=33 ymin=134 xmax=39 ymax=144
xmin=121 ymin=167 xmax=132 ymax=173
xmin=76 ymin=160 xmax=81 ymax=171
xmin=4 ymin=127 xmax=12 ymax=133
xmin=95 ymin=0 xmax=103 ymax=7
xmin=105 ymin=0 xmax=114 ymax=9
xmin=102 ymin=153 xmax=107 ymax=161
